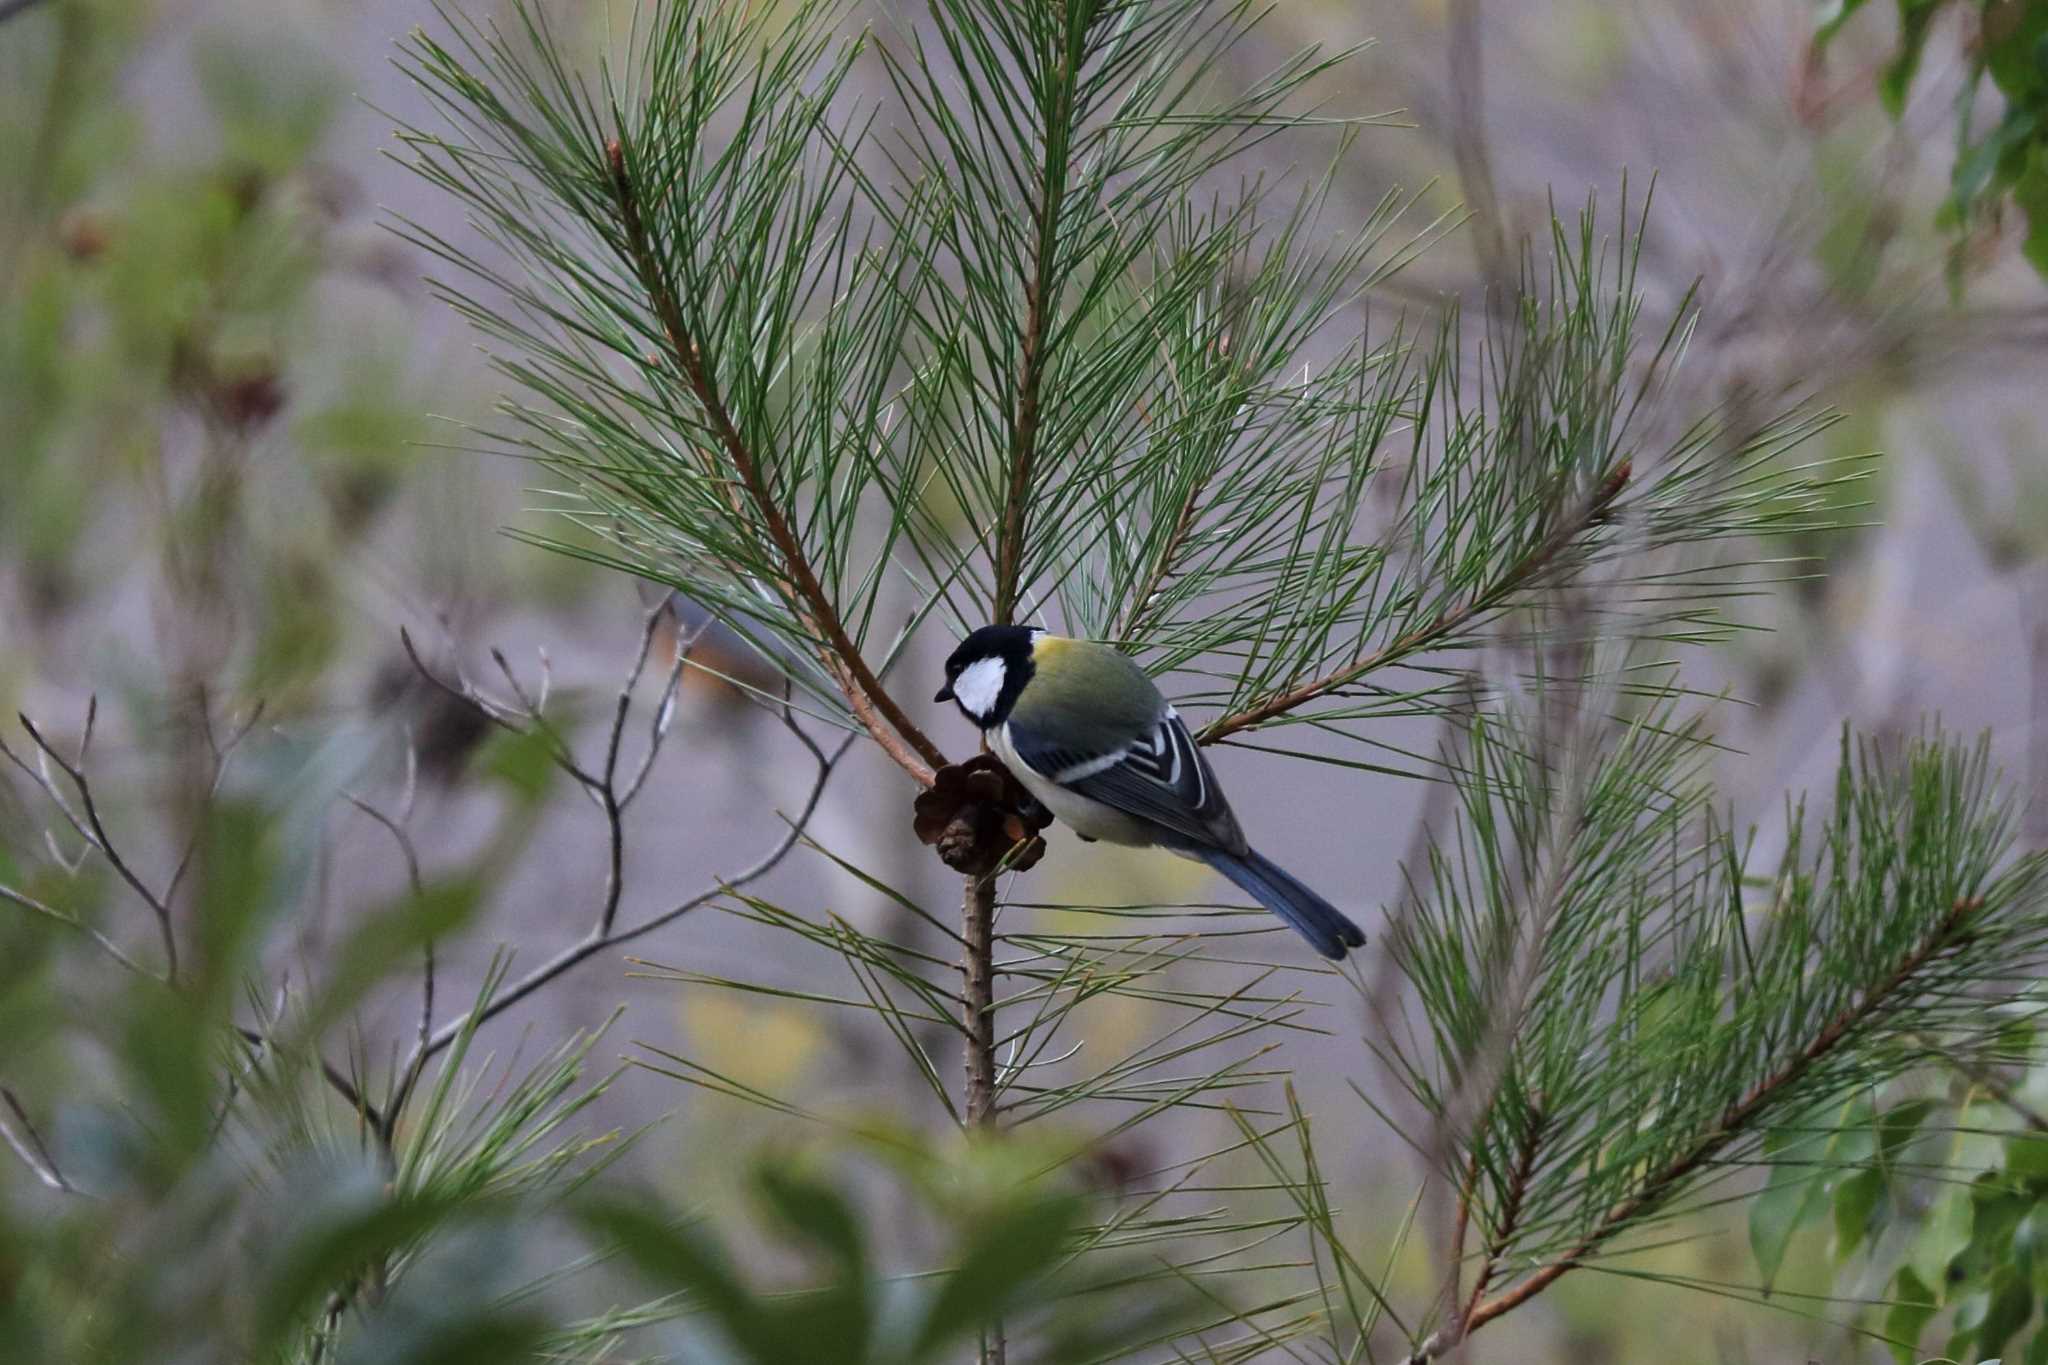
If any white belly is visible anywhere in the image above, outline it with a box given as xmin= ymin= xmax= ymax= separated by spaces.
xmin=992 ymin=724 xmax=1158 ymax=848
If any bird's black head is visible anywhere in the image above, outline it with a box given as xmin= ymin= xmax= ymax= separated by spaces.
xmin=935 ymin=624 xmax=1039 ymax=728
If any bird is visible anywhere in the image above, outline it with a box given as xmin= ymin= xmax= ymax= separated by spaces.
xmin=934 ymin=624 xmax=1365 ymax=960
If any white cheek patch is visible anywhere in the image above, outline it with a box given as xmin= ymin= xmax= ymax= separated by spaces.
xmin=952 ymin=656 xmax=1007 ymax=718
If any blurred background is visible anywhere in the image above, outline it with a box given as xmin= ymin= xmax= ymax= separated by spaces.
xmin=4 ymin=0 xmax=2046 ymax=1360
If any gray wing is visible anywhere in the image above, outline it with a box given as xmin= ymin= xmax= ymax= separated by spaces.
xmin=1008 ymin=708 xmax=1246 ymax=855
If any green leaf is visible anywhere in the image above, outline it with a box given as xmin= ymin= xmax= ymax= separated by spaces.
xmin=1752 ymin=1129 xmax=1832 ymax=1290
xmin=2013 ymin=143 xmax=2048 ymax=278
xmin=1834 ymin=1168 xmax=1887 ymax=1260
xmin=360 ymin=1313 xmax=554 ymax=1365
xmin=754 ymin=1163 xmax=867 ymax=1271
xmin=1884 ymin=1264 xmax=1939 ymax=1365
xmin=478 ymin=727 xmax=559 ymax=805
xmin=752 ymin=1164 xmax=873 ymax=1360
xmin=1878 ymin=1097 xmax=1937 ymax=1159
xmin=1878 ymin=0 xmax=1944 ymax=117
xmin=256 ymin=1188 xmax=472 ymax=1352
xmin=1813 ymin=0 xmax=1875 ymax=50
xmin=1916 ymin=1186 xmax=1979 ymax=1289
xmin=2013 ymin=1203 xmax=2048 ymax=1266
xmin=2008 ymin=1132 xmax=2048 ymax=1184
xmin=580 ymin=1199 xmax=792 ymax=1364
xmin=1980 ymin=1267 xmax=2037 ymax=1361
xmin=1982 ymin=1 xmax=2048 ymax=100
xmin=1949 ymin=111 xmax=2040 ymax=213
xmin=193 ymin=25 xmax=340 ymax=175
xmin=300 ymin=878 xmax=483 ymax=1041
xmin=909 ymin=1191 xmax=1083 ymax=1361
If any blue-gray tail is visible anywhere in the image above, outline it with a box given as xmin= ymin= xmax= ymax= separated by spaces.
xmin=1194 ymin=848 xmax=1365 ymax=961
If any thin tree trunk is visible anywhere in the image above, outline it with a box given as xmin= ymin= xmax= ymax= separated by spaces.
xmin=961 ymin=871 xmax=1003 ymax=1364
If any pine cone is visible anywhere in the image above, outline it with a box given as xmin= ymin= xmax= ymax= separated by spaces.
xmin=912 ymin=753 xmax=1052 ymax=877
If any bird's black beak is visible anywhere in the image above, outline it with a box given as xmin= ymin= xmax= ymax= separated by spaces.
xmin=934 ymin=682 xmax=955 ymax=703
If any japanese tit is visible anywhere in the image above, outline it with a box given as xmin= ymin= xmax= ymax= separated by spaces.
xmin=935 ymin=625 xmax=1365 ymax=960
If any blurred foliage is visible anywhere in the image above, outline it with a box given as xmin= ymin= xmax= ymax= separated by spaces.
xmin=588 ymin=1129 xmax=1206 ymax=1365
xmin=0 ymin=0 xmax=447 ymax=717
xmin=6 ymin=0 xmax=2048 ymax=1362
xmin=0 ymin=656 xmax=1162 ymax=1361
xmin=1818 ymin=0 xmax=2048 ymax=280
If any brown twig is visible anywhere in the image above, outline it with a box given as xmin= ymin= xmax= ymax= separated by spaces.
xmin=603 ymin=136 xmax=944 ymax=786
xmin=1118 ymin=469 xmax=1211 ymax=643
xmin=992 ymin=48 xmax=1076 ymax=632
xmin=1457 ymin=1112 xmax=1543 ymax=1331
xmin=1441 ymin=1146 xmax=1480 ymax=1330
xmin=1199 ymin=461 xmax=1630 ymax=744
xmin=961 ymin=873 xmax=1000 ymax=1130
xmin=961 ymin=46 xmax=1078 ymax=1363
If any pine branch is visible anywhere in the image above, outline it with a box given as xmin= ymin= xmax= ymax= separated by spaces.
xmin=1199 ymin=459 xmax=1630 ymax=744
xmin=1117 ymin=456 xmax=1215 ymax=643
xmin=603 ymin=137 xmax=945 ymax=785
xmin=992 ymin=25 xmax=1077 ymax=628
xmin=1458 ymin=1107 xmax=1544 ymax=1326
xmin=1421 ymin=893 xmax=1989 ymax=1359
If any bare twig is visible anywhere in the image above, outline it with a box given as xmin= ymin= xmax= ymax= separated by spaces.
xmin=398 ymin=628 xmax=523 ymax=738
xmin=604 ymin=137 xmax=945 ymax=785
xmin=621 ymin=615 xmax=697 ymax=807
xmin=378 ymin=609 xmax=848 ymax=1142
xmin=344 ymin=796 xmax=424 ymax=898
xmin=344 ymin=791 xmax=434 ymax=1130
xmin=231 ymin=1024 xmax=386 ymax=1134
xmin=398 ymin=718 xmax=849 ymax=1075
xmin=6 ymin=706 xmax=181 ymax=979
xmin=592 ymin=598 xmax=679 ymax=938
xmin=379 ymin=598 xmax=706 ymax=1135
xmin=488 ymin=646 xmax=604 ymax=793
xmin=164 ymin=699 xmax=268 ymax=911
xmin=3 ymin=704 xmax=374 ymax=1128
xmin=0 ymin=881 xmax=157 ymax=979
xmin=1940 ymin=1045 xmax=2048 ymax=1136
xmin=0 ymin=1086 xmax=79 ymax=1194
